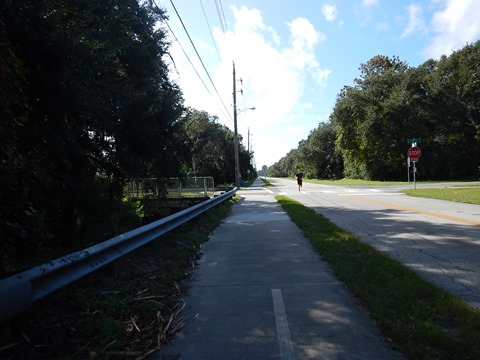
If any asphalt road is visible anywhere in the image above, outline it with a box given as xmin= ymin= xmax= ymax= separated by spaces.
xmin=265 ymin=177 xmax=480 ymax=309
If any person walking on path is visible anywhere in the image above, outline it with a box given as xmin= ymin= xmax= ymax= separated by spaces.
xmin=295 ymin=167 xmax=303 ymax=191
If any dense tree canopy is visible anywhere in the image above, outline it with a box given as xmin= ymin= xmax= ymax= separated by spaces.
xmin=298 ymin=122 xmax=343 ymax=179
xmin=180 ymin=108 xmax=255 ymax=185
xmin=269 ymin=123 xmax=342 ymax=179
xmin=270 ymin=43 xmax=480 ymax=181
xmin=0 ymin=0 xmax=188 ymax=262
xmin=2 ymin=0 xmax=479 ymax=269
xmin=334 ymin=55 xmax=410 ymax=179
xmin=268 ymin=148 xmax=299 ymax=178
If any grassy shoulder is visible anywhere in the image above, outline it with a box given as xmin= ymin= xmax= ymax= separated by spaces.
xmin=260 ymin=177 xmax=273 ymax=187
xmin=275 ymin=195 xmax=480 ymax=359
xmin=402 ymin=185 xmax=480 ymax=205
xmin=3 ymin=196 xmax=238 ymax=359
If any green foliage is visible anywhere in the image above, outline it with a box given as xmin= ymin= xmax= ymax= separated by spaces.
xmin=180 ymin=108 xmax=255 ymax=184
xmin=334 ymin=55 xmax=411 ymax=180
xmin=0 ymin=0 xmax=187 ymax=271
xmin=268 ymin=148 xmax=300 ymax=177
xmin=298 ymin=123 xmax=344 ymax=179
xmin=1 ymin=175 xmax=145 ymax=275
xmin=402 ymin=186 xmax=480 ymax=205
xmin=271 ymin=44 xmax=480 ymax=181
xmin=3 ymin=197 xmax=237 ymax=359
xmin=276 ymin=195 xmax=480 ymax=359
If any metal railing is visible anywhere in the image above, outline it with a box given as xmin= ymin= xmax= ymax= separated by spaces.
xmin=126 ymin=177 xmax=215 ymax=197
xmin=0 ymin=187 xmax=237 ymax=324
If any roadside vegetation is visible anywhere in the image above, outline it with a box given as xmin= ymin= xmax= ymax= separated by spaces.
xmin=1 ymin=197 xmax=237 ymax=359
xmin=260 ymin=178 xmax=274 ymax=187
xmin=402 ymin=185 xmax=480 ymax=205
xmin=268 ymin=49 xmax=480 ymax=182
xmin=276 ymin=195 xmax=480 ymax=359
xmin=3 ymin=0 xmax=480 ymax=355
xmin=3 ymin=178 xmax=478 ymax=358
xmin=1 ymin=1 xmax=256 ymax=275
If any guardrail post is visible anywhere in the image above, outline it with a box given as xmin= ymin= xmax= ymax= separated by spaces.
xmin=0 ymin=187 xmax=237 ymax=324
xmin=0 ymin=279 xmax=33 ymax=324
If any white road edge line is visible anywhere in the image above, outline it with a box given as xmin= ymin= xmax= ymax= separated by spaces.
xmin=271 ymin=289 xmax=296 ymax=360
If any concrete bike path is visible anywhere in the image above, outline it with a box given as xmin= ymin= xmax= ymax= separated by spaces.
xmin=158 ymin=179 xmax=403 ymax=360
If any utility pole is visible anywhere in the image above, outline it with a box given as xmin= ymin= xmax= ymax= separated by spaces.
xmin=233 ymin=62 xmax=240 ymax=187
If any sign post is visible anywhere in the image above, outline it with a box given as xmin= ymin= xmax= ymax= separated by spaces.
xmin=262 ymin=165 xmax=268 ymax=181
xmin=407 ymin=146 xmax=421 ymax=189
xmin=407 ymin=157 xmax=410 ymax=183
xmin=413 ymin=161 xmax=417 ymax=189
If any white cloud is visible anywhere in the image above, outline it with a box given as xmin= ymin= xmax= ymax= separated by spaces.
xmin=362 ymin=0 xmax=378 ymax=7
xmin=284 ymin=18 xmax=328 ymax=80
xmin=322 ymin=4 xmax=338 ymax=22
xmin=230 ymin=12 xmax=330 ymax=165
xmin=287 ymin=125 xmax=306 ymax=135
xmin=313 ymin=68 xmax=332 ymax=86
xmin=401 ymin=4 xmax=425 ymax=39
xmin=288 ymin=17 xmax=324 ymax=51
xmin=376 ymin=22 xmax=389 ymax=31
xmin=224 ymin=8 xmax=300 ymax=118
xmin=424 ymin=0 xmax=480 ymax=58
xmin=166 ymin=6 xmax=331 ymax=166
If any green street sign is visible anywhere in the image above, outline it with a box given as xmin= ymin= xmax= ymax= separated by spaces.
xmin=407 ymin=138 xmax=422 ymax=144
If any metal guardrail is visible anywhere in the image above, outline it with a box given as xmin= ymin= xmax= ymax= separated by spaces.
xmin=126 ymin=177 xmax=216 ymax=197
xmin=166 ymin=177 xmax=215 ymax=197
xmin=0 ymin=187 xmax=237 ymax=324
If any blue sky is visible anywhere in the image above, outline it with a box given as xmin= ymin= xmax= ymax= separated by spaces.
xmin=158 ymin=0 xmax=480 ymax=169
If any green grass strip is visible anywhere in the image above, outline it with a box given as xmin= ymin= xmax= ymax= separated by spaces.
xmin=402 ymin=187 xmax=480 ymax=205
xmin=276 ymin=195 xmax=480 ymax=359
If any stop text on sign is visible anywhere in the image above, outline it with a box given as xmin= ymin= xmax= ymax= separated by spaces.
xmin=408 ymin=146 xmax=421 ymax=161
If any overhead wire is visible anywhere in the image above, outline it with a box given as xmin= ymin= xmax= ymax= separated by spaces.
xmin=215 ymin=0 xmax=235 ymax=62
xmin=151 ymin=0 xmax=232 ymax=123
xmin=200 ymin=0 xmax=222 ymax=62
xmin=214 ymin=0 xmax=226 ymax=33
xmin=168 ymin=0 xmax=233 ymax=123
xmin=162 ymin=19 xmax=231 ymax=121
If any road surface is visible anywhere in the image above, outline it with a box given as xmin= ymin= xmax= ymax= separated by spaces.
xmin=265 ymin=177 xmax=480 ymax=309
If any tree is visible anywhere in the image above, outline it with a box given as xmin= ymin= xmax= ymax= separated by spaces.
xmin=1 ymin=0 xmax=186 ymax=262
xmin=180 ymin=108 xmax=253 ymax=185
xmin=429 ymin=44 xmax=480 ymax=178
xmin=333 ymin=55 xmax=412 ymax=179
xmin=274 ymin=45 xmax=480 ymax=181
xmin=0 ymin=17 xmax=34 ymax=257
xmin=269 ymin=148 xmax=300 ymax=177
xmin=298 ymin=122 xmax=343 ymax=179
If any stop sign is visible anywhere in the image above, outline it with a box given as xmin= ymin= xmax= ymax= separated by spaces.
xmin=408 ymin=146 xmax=421 ymax=161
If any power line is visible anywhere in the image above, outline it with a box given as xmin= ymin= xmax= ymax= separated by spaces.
xmin=200 ymin=0 xmax=222 ymax=62
xmin=169 ymin=0 xmax=233 ymax=123
xmin=215 ymin=0 xmax=235 ymax=62
xmin=214 ymin=0 xmax=227 ymax=33
xmin=163 ymin=19 xmax=231 ymax=122
xmin=152 ymin=1 xmax=232 ymax=123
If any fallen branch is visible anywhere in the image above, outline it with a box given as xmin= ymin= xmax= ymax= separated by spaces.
xmin=134 ymin=295 xmax=165 ymax=301
xmin=130 ymin=315 xmax=141 ymax=332
xmin=170 ymin=313 xmax=199 ymax=334
xmin=135 ymin=348 xmax=157 ymax=360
